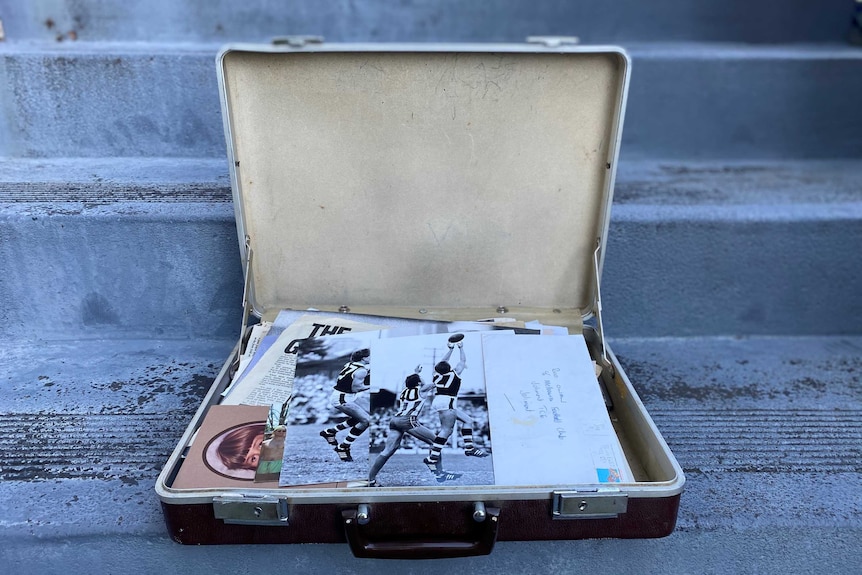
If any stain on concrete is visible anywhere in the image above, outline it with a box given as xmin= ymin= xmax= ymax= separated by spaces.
xmin=617 ymin=353 xmax=862 ymax=403
xmin=81 ymin=292 xmax=120 ymax=326
xmin=0 ymin=366 xmax=213 ymax=482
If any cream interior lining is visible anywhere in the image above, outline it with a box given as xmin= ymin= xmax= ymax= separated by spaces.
xmin=222 ymin=50 xmax=625 ymax=316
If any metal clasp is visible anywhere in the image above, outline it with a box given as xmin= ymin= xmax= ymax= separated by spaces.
xmin=213 ymin=495 xmax=290 ymax=526
xmin=553 ymin=490 xmax=627 ymax=519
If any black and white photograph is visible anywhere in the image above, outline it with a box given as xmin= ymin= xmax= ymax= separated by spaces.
xmin=367 ymin=332 xmax=494 ymax=487
xmin=278 ymin=333 xmax=379 ymax=486
xmin=277 ymin=327 xmax=497 ymax=487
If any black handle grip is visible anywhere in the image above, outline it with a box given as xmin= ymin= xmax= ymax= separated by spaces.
xmin=342 ymin=507 xmax=500 ymax=559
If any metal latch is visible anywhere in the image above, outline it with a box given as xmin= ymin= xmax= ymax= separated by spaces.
xmin=526 ymin=36 xmax=580 ymax=48
xmin=272 ymin=35 xmax=324 ymax=47
xmin=213 ymin=495 xmax=290 ymax=526
xmin=553 ymin=490 xmax=627 ymax=519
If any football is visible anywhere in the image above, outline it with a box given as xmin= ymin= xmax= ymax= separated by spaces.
xmin=447 ymin=333 xmax=465 ymax=343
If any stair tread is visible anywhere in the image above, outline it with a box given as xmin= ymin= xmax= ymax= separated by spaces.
xmin=3 ymin=157 xmax=860 ymax=207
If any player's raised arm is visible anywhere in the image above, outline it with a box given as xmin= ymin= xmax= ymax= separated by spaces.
xmin=414 ymin=364 xmax=435 ymax=394
xmin=419 ymin=376 xmax=435 ymax=395
xmin=441 ymin=346 xmax=454 ymax=363
xmin=446 ymin=333 xmax=466 ymax=374
xmin=454 ymin=339 xmax=466 ymax=375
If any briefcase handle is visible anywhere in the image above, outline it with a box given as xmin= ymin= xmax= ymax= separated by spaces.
xmin=342 ymin=505 xmax=500 ymax=559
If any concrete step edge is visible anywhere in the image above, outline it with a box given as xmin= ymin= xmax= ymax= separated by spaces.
xmin=3 ymin=157 xmax=861 ymax=210
xmin=0 ymin=158 xmax=231 ymax=203
xmin=3 ymin=46 xmax=859 ymax=160
xmin=2 ymin=40 xmax=862 ymax=59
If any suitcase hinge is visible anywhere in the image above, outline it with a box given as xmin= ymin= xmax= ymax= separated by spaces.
xmin=272 ymin=35 xmax=324 ymax=48
xmin=526 ymin=36 xmax=580 ymax=48
xmin=553 ymin=489 xmax=627 ymax=519
xmin=213 ymin=494 xmax=290 ymax=526
xmin=592 ymin=239 xmax=612 ymax=374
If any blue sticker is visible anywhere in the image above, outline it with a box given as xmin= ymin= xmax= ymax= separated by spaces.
xmin=596 ymin=468 xmax=621 ymax=483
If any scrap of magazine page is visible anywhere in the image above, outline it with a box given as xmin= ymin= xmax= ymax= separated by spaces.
xmin=221 ymin=315 xmax=387 ymax=406
xmin=220 ymin=312 xmax=521 ymax=404
xmin=171 ymin=404 xmax=353 ymax=490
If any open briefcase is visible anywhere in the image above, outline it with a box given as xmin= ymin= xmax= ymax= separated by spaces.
xmin=156 ymin=38 xmax=685 ymax=558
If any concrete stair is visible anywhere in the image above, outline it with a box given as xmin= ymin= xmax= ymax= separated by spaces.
xmin=1 ymin=1 xmax=861 ymax=572
xmin=2 ymin=43 xmax=861 ymax=159
xmin=2 ymin=0 xmax=857 ymax=44
xmin=2 ymin=334 xmax=861 ymax=571
xmin=1 ymin=42 xmax=860 ymax=340
xmin=2 ymin=157 xmax=861 ymax=339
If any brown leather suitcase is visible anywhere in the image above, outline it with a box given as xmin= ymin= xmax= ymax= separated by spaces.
xmin=156 ymin=39 xmax=684 ymax=559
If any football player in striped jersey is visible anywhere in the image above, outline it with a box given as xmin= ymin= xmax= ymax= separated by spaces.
xmin=424 ymin=337 xmax=489 ymax=471
xmin=367 ymin=366 xmax=461 ymax=486
xmin=319 ymin=348 xmax=372 ymax=462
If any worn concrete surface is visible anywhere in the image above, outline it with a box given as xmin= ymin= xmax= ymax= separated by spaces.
xmin=614 ymin=160 xmax=862 ymax=205
xmin=1 ymin=335 xmax=860 ymax=572
xmin=3 ymin=157 xmax=861 ymax=204
xmin=2 ymin=43 xmax=861 ymax=160
xmin=0 ymin=338 xmax=233 ymax=537
xmin=0 ymin=157 xmax=231 ymax=202
xmin=2 ymin=160 xmax=860 ymax=339
xmin=1 ymin=0 xmax=855 ymax=44
xmin=0 ymin=201 xmax=242 ymax=339
xmin=2 ymin=529 xmax=861 ymax=575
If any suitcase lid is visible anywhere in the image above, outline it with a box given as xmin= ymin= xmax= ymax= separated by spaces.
xmin=217 ymin=41 xmax=629 ymax=329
